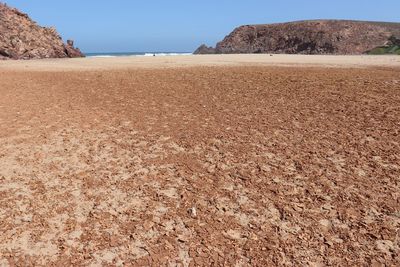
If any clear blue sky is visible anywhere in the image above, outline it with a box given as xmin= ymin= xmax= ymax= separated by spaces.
xmin=4 ymin=0 xmax=400 ymax=53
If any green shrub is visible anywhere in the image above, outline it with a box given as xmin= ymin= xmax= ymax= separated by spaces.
xmin=368 ymin=45 xmax=400 ymax=55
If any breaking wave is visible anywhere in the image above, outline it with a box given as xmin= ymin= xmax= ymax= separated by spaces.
xmin=86 ymin=52 xmax=192 ymax=58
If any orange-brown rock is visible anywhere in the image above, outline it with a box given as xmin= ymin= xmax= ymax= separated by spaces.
xmin=195 ymin=20 xmax=400 ymax=55
xmin=0 ymin=2 xmax=84 ymax=60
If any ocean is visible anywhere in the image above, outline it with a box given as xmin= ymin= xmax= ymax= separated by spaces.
xmin=85 ymin=52 xmax=192 ymax=58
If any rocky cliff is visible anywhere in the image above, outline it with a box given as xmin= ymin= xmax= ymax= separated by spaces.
xmin=0 ymin=2 xmax=84 ymax=60
xmin=195 ymin=20 xmax=400 ymax=55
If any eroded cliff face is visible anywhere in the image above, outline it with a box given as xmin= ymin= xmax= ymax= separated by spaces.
xmin=195 ymin=20 xmax=400 ymax=55
xmin=0 ymin=2 xmax=84 ymax=60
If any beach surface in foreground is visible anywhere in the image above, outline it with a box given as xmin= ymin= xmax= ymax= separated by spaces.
xmin=0 ymin=55 xmax=399 ymax=266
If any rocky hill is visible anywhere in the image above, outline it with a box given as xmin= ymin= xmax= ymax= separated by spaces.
xmin=0 ymin=2 xmax=84 ymax=60
xmin=195 ymin=20 xmax=400 ymax=55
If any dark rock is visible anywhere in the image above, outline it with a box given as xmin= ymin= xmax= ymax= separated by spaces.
xmin=0 ymin=3 xmax=84 ymax=60
xmin=194 ymin=44 xmax=216 ymax=54
xmin=67 ymin=40 xmax=74 ymax=47
xmin=388 ymin=36 xmax=400 ymax=46
xmin=195 ymin=20 xmax=400 ymax=55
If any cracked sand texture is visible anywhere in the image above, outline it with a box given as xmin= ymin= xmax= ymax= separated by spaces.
xmin=0 ymin=66 xmax=399 ymax=266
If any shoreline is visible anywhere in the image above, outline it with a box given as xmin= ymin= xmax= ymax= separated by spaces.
xmin=0 ymin=54 xmax=399 ymax=71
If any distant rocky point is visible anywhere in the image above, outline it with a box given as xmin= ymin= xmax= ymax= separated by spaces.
xmin=0 ymin=2 xmax=84 ymax=60
xmin=195 ymin=20 xmax=400 ymax=55
xmin=194 ymin=44 xmax=216 ymax=55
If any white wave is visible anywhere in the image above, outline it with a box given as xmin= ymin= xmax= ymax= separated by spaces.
xmin=86 ymin=53 xmax=193 ymax=58
xmin=87 ymin=55 xmax=117 ymax=58
xmin=143 ymin=53 xmax=192 ymax=57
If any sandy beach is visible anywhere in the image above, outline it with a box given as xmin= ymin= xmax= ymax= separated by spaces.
xmin=0 ymin=54 xmax=400 ymax=71
xmin=1 ymin=55 xmax=400 ymax=266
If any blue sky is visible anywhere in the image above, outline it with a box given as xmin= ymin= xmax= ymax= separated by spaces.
xmin=4 ymin=0 xmax=400 ymax=53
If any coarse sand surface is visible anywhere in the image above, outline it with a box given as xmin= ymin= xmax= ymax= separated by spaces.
xmin=0 ymin=55 xmax=400 ymax=266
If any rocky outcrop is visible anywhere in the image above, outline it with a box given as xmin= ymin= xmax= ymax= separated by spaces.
xmin=0 ymin=2 xmax=84 ymax=60
xmin=388 ymin=36 xmax=400 ymax=46
xmin=194 ymin=44 xmax=216 ymax=54
xmin=64 ymin=40 xmax=84 ymax=58
xmin=194 ymin=20 xmax=400 ymax=55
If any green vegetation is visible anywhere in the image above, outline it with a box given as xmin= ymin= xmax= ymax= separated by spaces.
xmin=368 ymin=45 xmax=400 ymax=55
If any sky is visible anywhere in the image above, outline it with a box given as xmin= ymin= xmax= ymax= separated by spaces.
xmin=4 ymin=0 xmax=400 ymax=53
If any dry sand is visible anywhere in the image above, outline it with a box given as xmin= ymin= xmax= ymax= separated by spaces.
xmin=0 ymin=55 xmax=400 ymax=266
xmin=0 ymin=54 xmax=399 ymax=70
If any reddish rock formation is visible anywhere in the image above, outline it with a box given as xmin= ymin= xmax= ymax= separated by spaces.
xmin=195 ymin=20 xmax=400 ymax=55
xmin=0 ymin=2 xmax=84 ymax=60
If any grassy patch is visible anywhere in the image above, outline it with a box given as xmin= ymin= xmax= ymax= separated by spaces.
xmin=368 ymin=45 xmax=400 ymax=55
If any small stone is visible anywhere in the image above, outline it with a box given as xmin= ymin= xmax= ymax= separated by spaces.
xmin=21 ymin=215 xmax=32 ymax=223
xmin=188 ymin=207 xmax=197 ymax=218
xmin=249 ymin=232 xmax=259 ymax=241
xmin=319 ymin=219 xmax=332 ymax=232
xmin=177 ymin=235 xmax=189 ymax=243
xmin=333 ymin=237 xmax=344 ymax=244
xmin=143 ymin=221 xmax=154 ymax=231
xmin=376 ymin=240 xmax=394 ymax=254
xmin=324 ymin=239 xmax=334 ymax=247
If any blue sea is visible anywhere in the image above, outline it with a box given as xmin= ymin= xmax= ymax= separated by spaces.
xmin=85 ymin=52 xmax=192 ymax=58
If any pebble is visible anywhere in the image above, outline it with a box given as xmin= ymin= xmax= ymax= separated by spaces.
xmin=188 ymin=207 xmax=197 ymax=218
xmin=319 ymin=219 xmax=332 ymax=232
xmin=376 ymin=240 xmax=394 ymax=254
xmin=21 ymin=215 xmax=33 ymax=223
